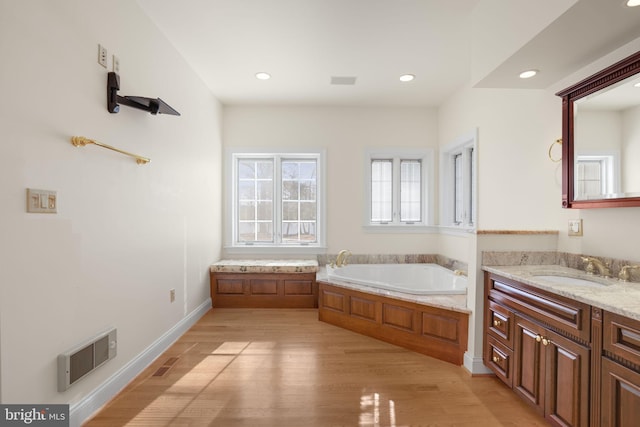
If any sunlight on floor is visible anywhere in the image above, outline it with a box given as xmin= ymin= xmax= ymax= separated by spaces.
xmin=359 ymin=392 xmax=396 ymax=427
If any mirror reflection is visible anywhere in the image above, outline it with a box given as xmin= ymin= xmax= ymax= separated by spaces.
xmin=573 ymin=74 xmax=640 ymax=200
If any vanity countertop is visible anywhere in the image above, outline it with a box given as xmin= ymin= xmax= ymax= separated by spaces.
xmin=210 ymin=259 xmax=319 ymax=274
xmin=483 ymin=265 xmax=640 ymax=321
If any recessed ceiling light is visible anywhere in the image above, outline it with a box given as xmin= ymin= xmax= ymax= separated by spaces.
xmin=255 ymin=72 xmax=271 ymax=80
xmin=626 ymin=0 xmax=640 ymax=7
xmin=519 ymin=70 xmax=538 ymax=79
xmin=400 ymin=74 xmax=415 ymax=82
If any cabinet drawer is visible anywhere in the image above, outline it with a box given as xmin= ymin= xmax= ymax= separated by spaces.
xmin=603 ymin=311 xmax=640 ymax=368
xmin=487 ymin=300 xmax=514 ymax=347
xmin=487 ymin=274 xmax=590 ymax=342
xmin=485 ymin=335 xmax=513 ymax=387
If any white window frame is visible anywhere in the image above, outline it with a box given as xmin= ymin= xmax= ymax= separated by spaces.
xmin=363 ymin=148 xmax=435 ymax=232
xmin=574 ymin=151 xmax=620 ymax=200
xmin=225 ymin=148 xmax=326 ymax=254
xmin=440 ymin=130 xmax=477 ymax=231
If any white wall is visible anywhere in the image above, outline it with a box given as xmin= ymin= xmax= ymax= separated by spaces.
xmin=0 ymin=0 xmax=221 ymax=414
xmin=222 ymin=106 xmax=440 ymax=256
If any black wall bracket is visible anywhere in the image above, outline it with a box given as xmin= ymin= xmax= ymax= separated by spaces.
xmin=107 ymin=72 xmax=180 ymax=116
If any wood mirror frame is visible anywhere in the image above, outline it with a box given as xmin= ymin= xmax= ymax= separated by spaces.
xmin=556 ymin=50 xmax=640 ymax=209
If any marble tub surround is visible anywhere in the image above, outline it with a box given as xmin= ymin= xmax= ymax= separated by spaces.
xmin=317 ymin=253 xmax=468 ymax=273
xmin=482 ymin=251 xmax=640 ymax=283
xmin=210 ymin=259 xmax=319 ymax=274
xmin=483 ymin=264 xmax=640 ymax=321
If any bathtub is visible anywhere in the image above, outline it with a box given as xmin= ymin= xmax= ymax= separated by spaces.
xmin=325 ymin=263 xmax=467 ymax=295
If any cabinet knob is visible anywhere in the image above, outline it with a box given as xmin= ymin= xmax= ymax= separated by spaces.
xmin=542 ymin=337 xmax=552 ymax=346
xmin=492 ymin=355 xmax=501 ymax=363
xmin=493 ymin=319 xmax=502 ymax=327
xmin=536 ymin=334 xmax=542 ymax=342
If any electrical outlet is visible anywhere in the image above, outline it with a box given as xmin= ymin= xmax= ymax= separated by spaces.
xmin=112 ymin=54 xmax=120 ymax=73
xmin=98 ymin=44 xmax=107 ymax=68
xmin=170 ymin=289 xmax=176 ymax=303
xmin=568 ymin=219 xmax=583 ymax=236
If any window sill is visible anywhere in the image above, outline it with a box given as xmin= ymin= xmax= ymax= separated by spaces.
xmin=362 ymin=224 xmax=439 ymax=234
xmin=224 ymin=245 xmax=327 ymax=255
xmin=438 ymin=225 xmax=476 ymax=235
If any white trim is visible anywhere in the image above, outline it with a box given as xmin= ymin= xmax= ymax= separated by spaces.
xmin=69 ymin=299 xmax=212 ymax=427
xmin=225 ymin=148 xmax=326 ymax=250
xmin=440 ymin=129 xmax=478 ymax=230
xmin=463 ymin=353 xmax=493 ymax=375
xmin=363 ymin=147 xmax=435 ymax=228
xmin=362 ymin=225 xmax=439 ymax=234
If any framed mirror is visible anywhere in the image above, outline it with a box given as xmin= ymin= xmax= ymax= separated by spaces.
xmin=557 ymin=50 xmax=640 ymax=208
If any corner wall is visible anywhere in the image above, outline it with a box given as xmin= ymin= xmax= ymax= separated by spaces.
xmin=0 ymin=0 xmax=221 ymax=416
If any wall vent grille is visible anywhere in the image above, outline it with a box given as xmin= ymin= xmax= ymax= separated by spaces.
xmin=58 ymin=328 xmax=117 ymax=391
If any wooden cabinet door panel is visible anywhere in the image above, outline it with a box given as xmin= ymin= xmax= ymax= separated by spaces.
xmin=514 ymin=316 xmax=545 ymax=412
xmin=601 ymin=357 xmax=640 ymax=427
xmin=545 ymin=329 xmax=590 ymax=427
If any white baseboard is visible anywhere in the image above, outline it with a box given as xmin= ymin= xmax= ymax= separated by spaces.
xmin=69 ymin=298 xmax=212 ymax=427
xmin=463 ymin=352 xmax=493 ymax=375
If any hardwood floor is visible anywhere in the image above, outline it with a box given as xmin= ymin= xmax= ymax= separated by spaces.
xmin=85 ymin=308 xmax=546 ymax=426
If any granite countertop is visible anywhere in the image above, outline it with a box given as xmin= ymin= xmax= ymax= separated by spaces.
xmin=210 ymin=259 xmax=319 ymax=274
xmin=316 ymin=267 xmax=470 ymax=314
xmin=483 ymin=264 xmax=640 ymax=321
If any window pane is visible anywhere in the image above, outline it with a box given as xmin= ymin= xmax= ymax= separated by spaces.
xmin=282 ymin=201 xmax=298 ymax=221
xmin=282 ymin=180 xmax=299 ymax=200
xmin=238 ymin=201 xmax=255 ymax=221
xmin=400 ymin=160 xmax=421 ymax=222
xmin=237 ymin=158 xmax=273 ymax=242
xmin=256 ymin=222 xmax=273 ymax=242
xmin=300 ymin=202 xmax=316 ymax=220
xmin=371 ymin=160 xmax=392 ymax=222
xmin=454 ymin=154 xmax=463 ymax=224
xmin=280 ymin=160 xmax=317 ymax=243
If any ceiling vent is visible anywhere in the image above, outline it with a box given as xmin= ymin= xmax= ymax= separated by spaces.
xmin=330 ymin=76 xmax=357 ymax=85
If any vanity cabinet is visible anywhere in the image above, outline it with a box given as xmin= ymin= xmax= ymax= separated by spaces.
xmin=485 ymin=273 xmax=591 ymax=426
xmin=601 ymin=311 xmax=640 ymax=426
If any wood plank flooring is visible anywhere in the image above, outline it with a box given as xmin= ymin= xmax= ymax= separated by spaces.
xmin=85 ymin=308 xmax=546 ymax=426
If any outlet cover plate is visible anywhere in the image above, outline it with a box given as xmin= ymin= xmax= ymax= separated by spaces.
xmin=568 ymin=219 xmax=583 ymax=236
xmin=26 ymin=188 xmax=57 ymax=213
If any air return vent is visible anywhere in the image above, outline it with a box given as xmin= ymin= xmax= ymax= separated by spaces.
xmin=58 ymin=328 xmax=117 ymax=391
xmin=330 ymin=76 xmax=357 ymax=85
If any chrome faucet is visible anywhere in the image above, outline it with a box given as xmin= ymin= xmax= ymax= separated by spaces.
xmin=618 ymin=265 xmax=640 ymax=282
xmin=581 ymin=256 xmax=612 ymax=278
xmin=334 ymin=249 xmax=352 ymax=267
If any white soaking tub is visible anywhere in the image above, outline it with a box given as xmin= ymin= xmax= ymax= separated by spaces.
xmin=326 ymin=263 xmax=467 ymax=295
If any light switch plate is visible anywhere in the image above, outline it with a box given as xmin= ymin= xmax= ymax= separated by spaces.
xmin=26 ymin=188 xmax=57 ymax=213
xmin=568 ymin=219 xmax=583 ymax=236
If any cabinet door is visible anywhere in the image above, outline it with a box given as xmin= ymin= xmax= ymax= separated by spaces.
xmin=514 ymin=315 xmax=545 ymax=414
xmin=601 ymin=357 xmax=640 ymax=427
xmin=544 ymin=329 xmax=590 ymax=427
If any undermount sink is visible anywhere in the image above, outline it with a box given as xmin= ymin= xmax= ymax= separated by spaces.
xmin=532 ymin=274 xmax=611 ymax=287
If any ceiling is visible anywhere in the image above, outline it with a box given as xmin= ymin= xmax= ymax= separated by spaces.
xmin=136 ymin=0 xmax=640 ymax=107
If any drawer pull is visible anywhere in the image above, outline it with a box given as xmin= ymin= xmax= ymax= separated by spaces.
xmin=493 ymin=319 xmax=502 ymax=327
xmin=492 ymin=355 xmax=502 ymax=363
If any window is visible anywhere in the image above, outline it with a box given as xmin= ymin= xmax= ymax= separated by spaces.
xmin=441 ymin=130 xmax=477 ymax=229
xmin=229 ymin=150 xmax=325 ymax=250
xmin=365 ymin=149 xmax=434 ymax=228
xmin=575 ymin=153 xmax=618 ymax=199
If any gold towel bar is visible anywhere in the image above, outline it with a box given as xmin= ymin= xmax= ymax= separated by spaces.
xmin=71 ymin=136 xmax=150 ymax=165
